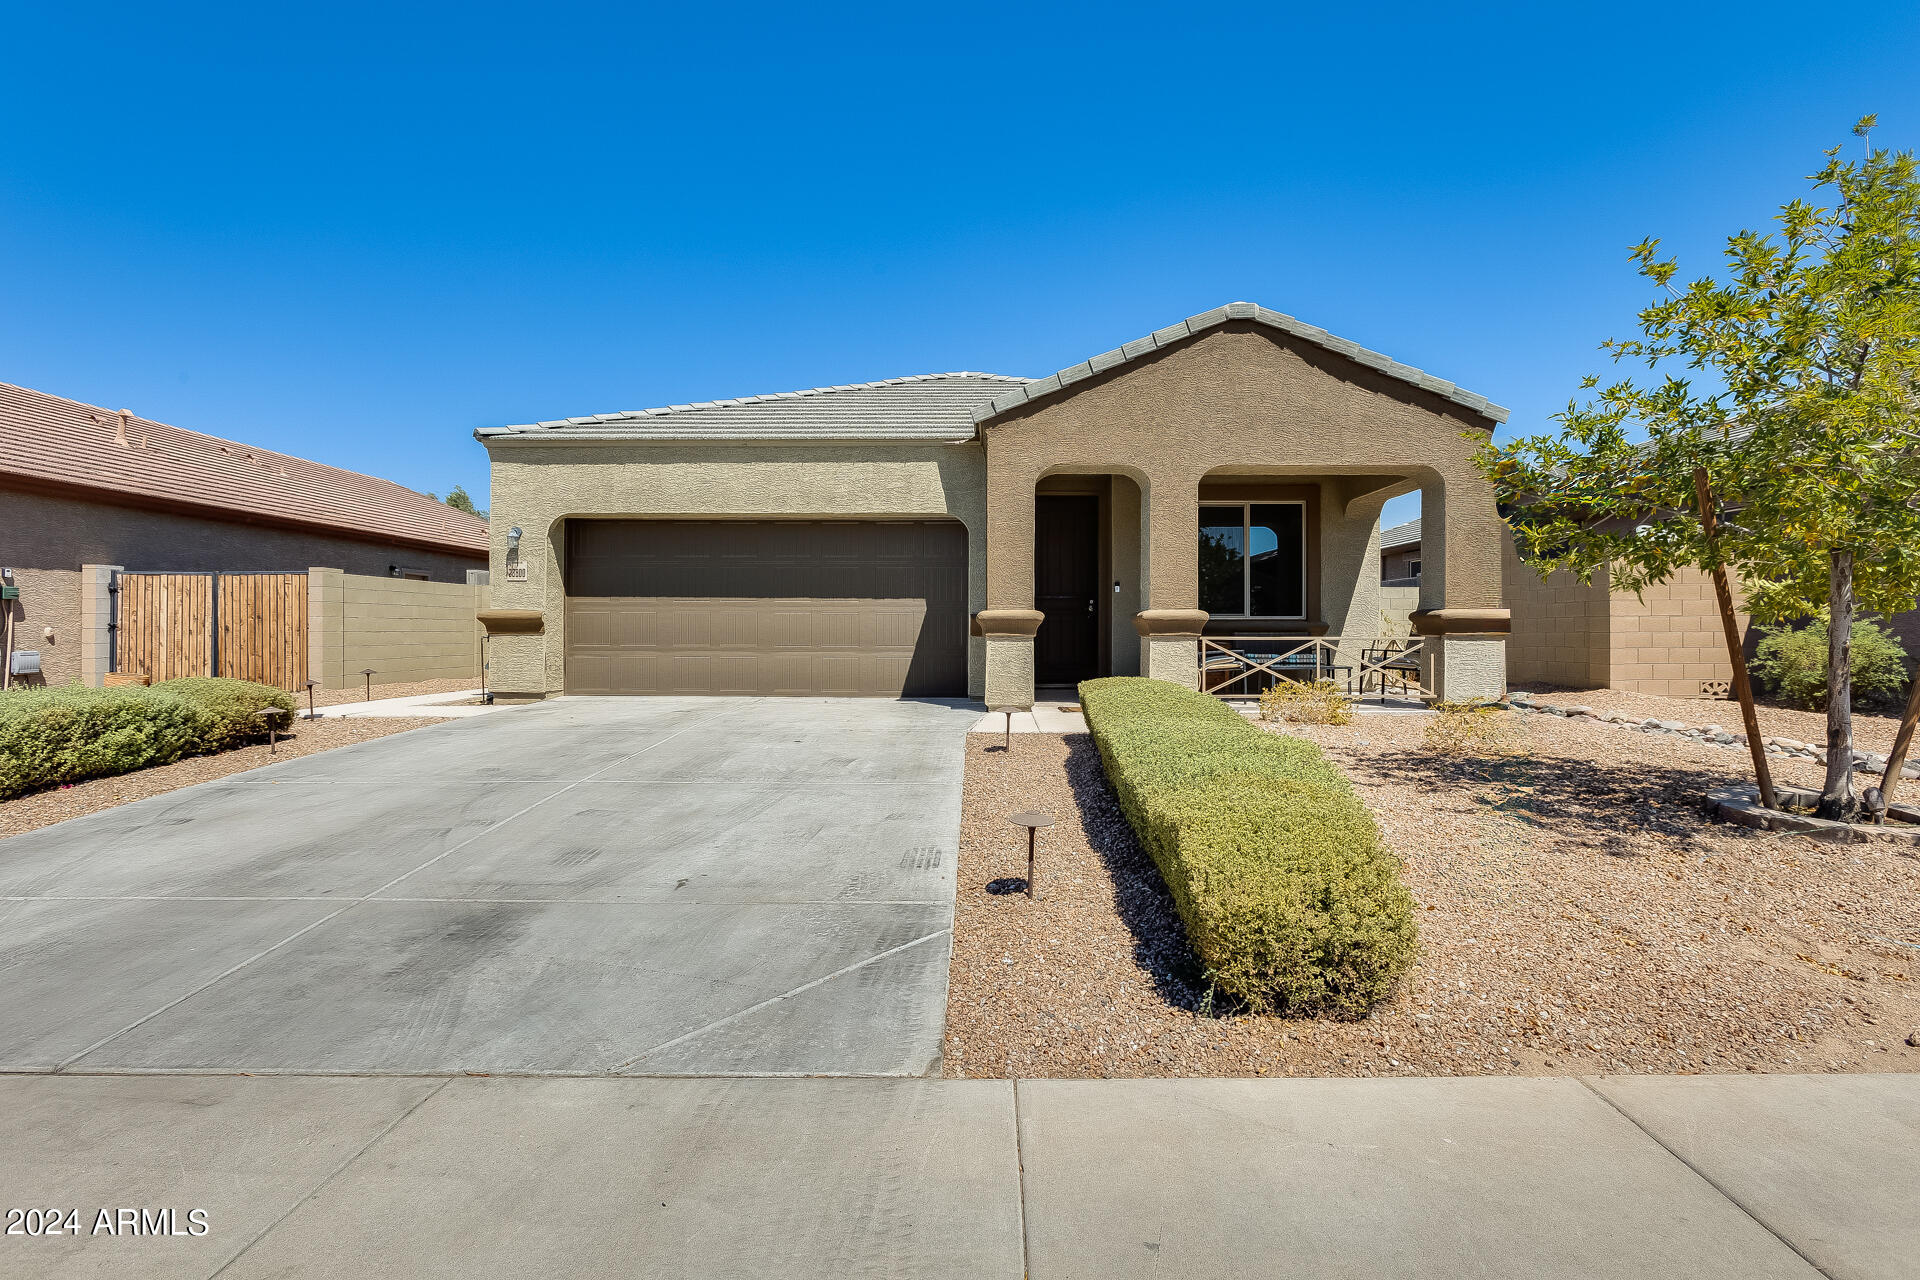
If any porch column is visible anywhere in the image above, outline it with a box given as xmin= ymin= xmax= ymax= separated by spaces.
xmin=974 ymin=609 xmax=1043 ymax=707
xmin=979 ymin=459 xmax=1041 ymax=708
xmin=1134 ymin=468 xmax=1205 ymax=688
xmin=1410 ymin=478 xmax=1510 ymax=700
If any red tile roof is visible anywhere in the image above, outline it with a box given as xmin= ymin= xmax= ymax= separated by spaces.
xmin=0 ymin=381 xmax=489 ymax=557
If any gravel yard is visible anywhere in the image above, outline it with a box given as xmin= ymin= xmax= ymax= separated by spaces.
xmin=0 ymin=718 xmax=443 ymax=839
xmin=943 ymin=705 xmax=1920 ymax=1079
xmin=1513 ymin=683 xmax=1910 ymax=756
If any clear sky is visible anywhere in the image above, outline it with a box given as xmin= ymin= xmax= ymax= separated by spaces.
xmin=6 ymin=3 xmax=1918 ymax=527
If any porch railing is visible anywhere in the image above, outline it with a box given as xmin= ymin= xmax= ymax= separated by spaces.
xmin=1198 ymin=635 xmax=1432 ymax=702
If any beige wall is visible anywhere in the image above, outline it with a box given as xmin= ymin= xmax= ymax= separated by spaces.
xmin=482 ymin=442 xmax=988 ymax=698
xmin=1379 ymin=584 xmax=1422 ymax=637
xmin=1504 ymin=533 xmax=1748 ymax=698
xmin=0 ymin=568 xmax=81 ymax=686
xmin=1503 ymin=534 xmax=1612 ymax=689
xmin=308 ymin=569 xmax=484 ymax=690
xmin=979 ymin=324 xmax=1503 ymax=618
xmin=1608 ymin=569 xmax=1739 ymax=698
xmin=1 ymin=484 xmax=483 ymax=688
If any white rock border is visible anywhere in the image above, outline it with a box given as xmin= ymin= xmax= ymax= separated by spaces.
xmin=1502 ymin=689 xmax=1920 ymax=781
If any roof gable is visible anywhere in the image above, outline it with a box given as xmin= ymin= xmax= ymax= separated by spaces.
xmin=972 ymin=302 xmax=1508 ymax=427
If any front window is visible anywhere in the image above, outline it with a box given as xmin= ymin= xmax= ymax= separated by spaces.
xmin=1198 ymin=502 xmax=1306 ymax=618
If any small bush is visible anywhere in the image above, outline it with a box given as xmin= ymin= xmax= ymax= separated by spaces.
xmin=1079 ymin=677 xmax=1416 ymax=1017
xmin=157 ymin=677 xmax=297 ymax=749
xmin=1751 ymin=620 xmax=1910 ymax=710
xmin=1423 ymin=700 xmax=1527 ymax=757
xmin=0 ymin=678 xmax=294 ymax=800
xmin=1257 ymin=679 xmax=1353 ymax=726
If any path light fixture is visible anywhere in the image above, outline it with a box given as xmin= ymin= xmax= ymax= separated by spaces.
xmin=361 ymin=668 xmax=376 ymax=702
xmin=1007 ymin=810 xmax=1054 ymax=899
xmin=988 ymin=705 xmax=1023 ymax=752
xmin=256 ymin=706 xmax=287 ymax=753
xmin=302 ymin=680 xmax=318 ymax=720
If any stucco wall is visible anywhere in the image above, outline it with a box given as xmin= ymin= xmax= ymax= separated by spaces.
xmin=482 ymin=441 xmax=988 ymax=698
xmin=979 ymin=324 xmax=1503 ymax=619
xmin=308 ymin=569 xmax=484 ymax=690
xmin=0 ymin=568 xmax=80 ymax=686
xmin=1 ymin=485 xmax=483 ymax=687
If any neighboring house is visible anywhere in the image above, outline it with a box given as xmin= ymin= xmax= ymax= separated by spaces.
xmin=0 ymin=381 xmax=489 ymax=687
xmin=1380 ymin=518 xmax=1422 ymax=585
xmin=476 ymin=302 xmax=1513 ymax=706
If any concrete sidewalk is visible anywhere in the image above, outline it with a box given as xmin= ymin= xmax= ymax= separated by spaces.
xmin=2 ymin=1072 xmax=1912 ymax=1279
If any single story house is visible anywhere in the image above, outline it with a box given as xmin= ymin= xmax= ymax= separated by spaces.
xmin=0 ymin=381 xmax=490 ymax=687
xmin=1380 ymin=518 xmax=1421 ymax=584
xmin=475 ymin=302 xmax=1513 ymax=707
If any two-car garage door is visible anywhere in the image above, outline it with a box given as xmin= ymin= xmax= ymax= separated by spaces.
xmin=563 ymin=520 xmax=967 ymax=697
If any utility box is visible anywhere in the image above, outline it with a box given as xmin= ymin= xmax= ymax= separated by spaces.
xmin=0 ymin=585 xmax=17 ymax=600
xmin=9 ymin=650 xmax=41 ymax=676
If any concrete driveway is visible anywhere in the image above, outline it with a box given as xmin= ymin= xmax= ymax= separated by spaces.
xmin=0 ymin=697 xmax=979 ymax=1076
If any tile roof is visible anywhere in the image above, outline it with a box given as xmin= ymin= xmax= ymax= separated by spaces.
xmin=1380 ymin=518 xmax=1421 ymax=551
xmin=0 ymin=381 xmax=489 ymax=556
xmin=972 ymin=302 xmax=1510 ymax=427
xmin=475 ymin=302 xmax=1506 ymax=446
xmin=477 ymin=372 xmax=1028 ymax=443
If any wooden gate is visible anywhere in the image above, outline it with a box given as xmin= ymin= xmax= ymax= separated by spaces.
xmin=217 ymin=574 xmax=308 ymax=688
xmin=114 ymin=572 xmax=308 ymax=689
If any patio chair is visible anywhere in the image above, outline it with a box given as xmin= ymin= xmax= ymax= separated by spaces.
xmin=1360 ymin=640 xmax=1421 ymax=702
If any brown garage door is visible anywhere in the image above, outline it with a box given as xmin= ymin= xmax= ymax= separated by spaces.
xmin=563 ymin=519 xmax=968 ymax=697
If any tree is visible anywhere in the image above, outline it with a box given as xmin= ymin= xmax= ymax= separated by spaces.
xmin=1480 ymin=119 xmax=1920 ymax=820
xmin=443 ymin=485 xmax=487 ymax=520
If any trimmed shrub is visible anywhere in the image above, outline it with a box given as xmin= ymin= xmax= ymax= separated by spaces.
xmin=157 ymin=677 xmax=297 ymax=749
xmin=1751 ymin=619 xmax=1910 ymax=710
xmin=0 ymin=678 xmax=295 ymax=800
xmin=1078 ymin=677 xmax=1417 ymax=1017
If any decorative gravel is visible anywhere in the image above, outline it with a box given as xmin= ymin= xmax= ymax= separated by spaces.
xmin=0 ymin=718 xmax=444 ymax=839
xmin=943 ymin=713 xmax=1920 ymax=1079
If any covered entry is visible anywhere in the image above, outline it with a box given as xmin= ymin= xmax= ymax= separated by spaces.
xmin=563 ymin=519 xmax=967 ymax=697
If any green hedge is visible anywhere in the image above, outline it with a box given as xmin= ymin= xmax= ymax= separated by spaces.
xmin=1079 ymin=677 xmax=1417 ymax=1017
xmin=0 ymin=678 xmax=296 ymax=800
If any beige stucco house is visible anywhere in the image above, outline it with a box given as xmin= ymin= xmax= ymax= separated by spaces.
xmin=476 ymin=303 xmax=1512 ymax=706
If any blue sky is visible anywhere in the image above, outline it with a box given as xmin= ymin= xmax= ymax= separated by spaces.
xmin=5 ymin=4 xmax=1918 ymax=527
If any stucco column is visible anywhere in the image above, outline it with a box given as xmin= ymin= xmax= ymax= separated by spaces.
xmin=1135 ymin=467 xmax=1204 ymax=687
xmin=974 ymin=609 xmax=1042 ymax=707
xmin=307 ymin=568 xmax=346 ymax=690
xmin=1411 ymin=478 xmax=1509 ymax=700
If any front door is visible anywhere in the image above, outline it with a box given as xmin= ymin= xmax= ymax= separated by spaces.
xmin=1034 ymin=495 xmax=1099 ymax=686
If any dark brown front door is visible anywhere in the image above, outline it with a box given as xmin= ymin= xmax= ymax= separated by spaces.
xmin=1034 ymin=495 xmax=1099 ymax=686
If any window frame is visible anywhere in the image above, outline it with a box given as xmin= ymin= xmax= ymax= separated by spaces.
xmin=1198 ymin=500 xmax=1308 ymax=620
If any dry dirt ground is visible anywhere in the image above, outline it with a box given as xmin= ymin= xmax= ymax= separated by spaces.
xmin=944 ymin=698 xmax=1920 ymax=1080
xmin=0 ymin=719 xmax=442 ymax=839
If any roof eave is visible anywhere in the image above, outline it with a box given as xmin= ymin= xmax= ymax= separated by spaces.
xmin=476 ymin=427 xmax=979 ymax=447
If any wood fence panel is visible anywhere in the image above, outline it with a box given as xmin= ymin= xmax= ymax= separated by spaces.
xmin=217 ymin=573 xmax=309 ymax=689
xmin=114 ymin=572 xmax=308 ymax=689
xmin=116 ymin=574 xmax=214 ymax=682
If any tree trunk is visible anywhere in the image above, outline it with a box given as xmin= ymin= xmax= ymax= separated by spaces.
xmin=1879 ymin=660 xmax=1920 ymax=806
xmin=1816 ymin=550 xmax=1857 ymax=821
xmin=1692 ymin=468 xmax=1778 ymax=810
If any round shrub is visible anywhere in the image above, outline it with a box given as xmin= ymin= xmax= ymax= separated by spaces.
xmin=156 ymin=677 xmax=298 ymax=749
xmin=1751 ymin=619 xmax=1910 ymax=710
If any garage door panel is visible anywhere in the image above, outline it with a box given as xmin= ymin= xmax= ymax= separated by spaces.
xmin=564 ymin=521 xmax=966 ymax=697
